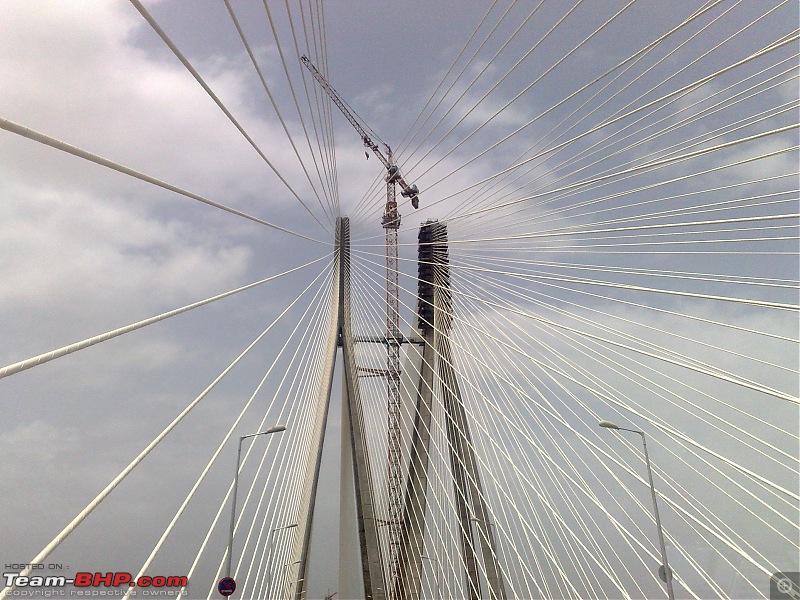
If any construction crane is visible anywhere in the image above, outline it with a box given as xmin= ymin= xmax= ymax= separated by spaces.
xmin=301 ymin=55 xmax=418 ymax=593
xmin=300 ymin=55 xmax=420 ymax=212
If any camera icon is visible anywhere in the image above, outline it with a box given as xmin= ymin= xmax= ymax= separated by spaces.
xmin=772 ymin=572 xmax=800 ymax=600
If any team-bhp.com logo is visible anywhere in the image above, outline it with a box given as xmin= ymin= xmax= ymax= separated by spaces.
xmin=4 ymin=572 xmax=188 ymax=590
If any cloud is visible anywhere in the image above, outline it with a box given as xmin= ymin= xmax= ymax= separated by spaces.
xmin=0 ymin=420 xmax=79 ymax=472
xmin=0 ymin=175 xmax=252 ymax=367
xmin=0 ymin=0 xmax=310 ymax=209
xmin=2 ymin=180 xmax=250 ymax=304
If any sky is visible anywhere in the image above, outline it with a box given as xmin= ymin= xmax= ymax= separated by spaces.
xmin=1 ymin=1 xmax=798 ymax=599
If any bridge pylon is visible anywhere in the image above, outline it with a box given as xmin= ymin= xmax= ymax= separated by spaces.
xmin=290 ymin=218 xmax=505 ymax=600
xmin=288 ymin=217 xmax=386 ymax=600
xmin=394 ymin=220 xmax=507 ymax=600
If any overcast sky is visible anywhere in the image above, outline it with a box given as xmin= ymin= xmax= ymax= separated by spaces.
xmin=1 ymin=1 xmax=798 ymax=599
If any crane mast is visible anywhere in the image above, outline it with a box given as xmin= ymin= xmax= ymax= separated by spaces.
xmin=302 ymin=55 xmax=418 ymax=595
xmin=384 ymin=149 xmax=402 ymax=591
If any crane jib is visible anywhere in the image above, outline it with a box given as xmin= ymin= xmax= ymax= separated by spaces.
xmin=301 ymin=55 xmax=420 ymax=209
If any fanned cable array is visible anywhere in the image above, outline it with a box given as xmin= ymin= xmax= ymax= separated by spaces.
xmin=0 ymin=1 xmax=796 ymax=600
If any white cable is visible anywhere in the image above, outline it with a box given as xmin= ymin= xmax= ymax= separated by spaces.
xmin=128 ymin=0 xmax=330 ymax=233
xmin=0 ymin=256 xmax=329 ymax=379
xmin=0 ymin=259 xmax=332 ymax=600
xmin=0 ymin=117 xmax=324 ymax=243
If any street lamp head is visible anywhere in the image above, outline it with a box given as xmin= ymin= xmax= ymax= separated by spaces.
xmin=265 ymin=424 xmax=287 ymax=434
xmin=598 ymin=420 xmax=621 ymax=430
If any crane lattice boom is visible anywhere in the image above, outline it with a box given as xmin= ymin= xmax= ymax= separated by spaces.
xmin=300 ymin=55 xmax=420 ymax=210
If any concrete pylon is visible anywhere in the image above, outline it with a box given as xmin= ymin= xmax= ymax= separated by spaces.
xmin=338 ymin=217 xmax=387 ymax=600
xmin=396 ymin=220 xmax=507 ymax=600
xmin=287 ymin=221 xmax=342 ymax=600
xmin=393 ymin=222 xmax=442 ymax=599
xmin=289 ymin=218 xmax=387 ymax=600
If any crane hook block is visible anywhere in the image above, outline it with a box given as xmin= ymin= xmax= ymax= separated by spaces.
xmin=401 ymin=183 xmax=420 ymax=209
xmin=401 ymin=184 xmax=418 ymax=197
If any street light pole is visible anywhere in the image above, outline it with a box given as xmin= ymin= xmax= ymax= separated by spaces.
xmin=469 ymin=515 xmax=506 ymax=600
xmin=599 ymin=420 xmax=675 ymax=600
xmin=225 ymin=425 xmax=287 ymax=580
xmin=420 ymin=555 xmax=441 ymax=599
xmin=265 ymin=523 xmax=297 ymax=599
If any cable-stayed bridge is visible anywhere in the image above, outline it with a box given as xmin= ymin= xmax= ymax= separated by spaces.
xmin=0 ymin=1 xmax=797 ymax=599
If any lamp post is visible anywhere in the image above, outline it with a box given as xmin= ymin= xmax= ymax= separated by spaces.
xmin=599 ymin=420 xmax=675 ymax=600
xmin=420 ymin=555 xmax=441 ymax=599
xmin=225 ymin=425 xmax=287 ymax=580
xmin=469 ymin=516 xmax=499 ymax=599
xmin=265 ymin=523 xmax=297 ymax=599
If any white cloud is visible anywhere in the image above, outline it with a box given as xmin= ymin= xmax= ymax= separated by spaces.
xmin=0 ymin=420 xmax=79 ymax=469
xmin=0 ymin=176 xmax=252 ymax=362
xmin=0 ymin=0 xmax=318 ymax=370
xmin=0 ymin=0 xmax=309 ymax=208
